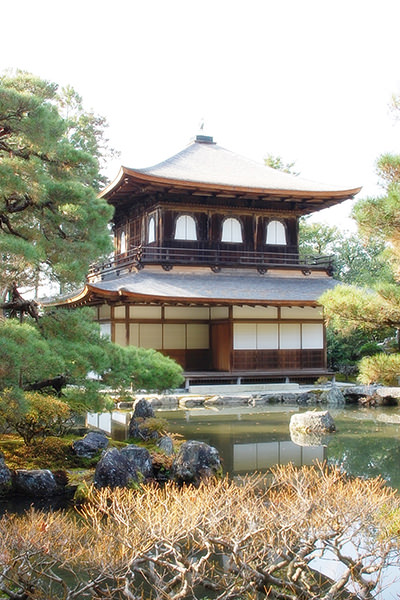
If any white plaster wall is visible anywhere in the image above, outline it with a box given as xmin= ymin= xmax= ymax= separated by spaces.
xmin=129 ymin=305 xmax=162 ymax=319
xmin=279 ymin=324 xmax=301 ymax=349
xmin=301 ymin=323 xmax=324 ymax=349
xmin=165 ymin=306 xmax=209 ymax=320
xmin=233 ymin=306 xmax=278 ymax=319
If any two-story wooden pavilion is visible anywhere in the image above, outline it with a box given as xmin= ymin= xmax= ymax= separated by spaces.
xmin=60 ymin=135 xmax=361 ymax=386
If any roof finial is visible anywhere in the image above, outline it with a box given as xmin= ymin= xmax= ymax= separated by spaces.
xmin=195 ymin=118 xmax=215 ymax=144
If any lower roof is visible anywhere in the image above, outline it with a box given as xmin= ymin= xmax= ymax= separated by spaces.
xmin=58 ymin=269 xmax=338 ymax=307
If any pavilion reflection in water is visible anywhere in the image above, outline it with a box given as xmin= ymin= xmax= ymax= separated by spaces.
xmin=233 ymin=440 xmax=325 ymax=473
xmin=86 ymin=410 xmax=326 ymax=475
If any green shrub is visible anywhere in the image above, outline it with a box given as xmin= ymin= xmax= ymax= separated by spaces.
xmin=358 ymin=353 xmax=400 ymax=385
xmin=0 ymin=390 xmax=73 ymax=445
xmin=105 ymin=345 xmax=184 ymax=392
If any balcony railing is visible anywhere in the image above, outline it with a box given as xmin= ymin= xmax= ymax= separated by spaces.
xmin=88 ymin=244 xmax=334 ymax=280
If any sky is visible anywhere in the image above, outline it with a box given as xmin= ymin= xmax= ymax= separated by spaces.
xmin=2 ymin=0 xmax=400 ymax=228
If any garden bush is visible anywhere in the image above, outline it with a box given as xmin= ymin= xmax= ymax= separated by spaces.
xmin=358 ymin=353 xmax=400 ymax=385
xmin=0 ymin=463 xmax=398 ymax=599
xmin=0 ymin=390 xmax=73 ymax=445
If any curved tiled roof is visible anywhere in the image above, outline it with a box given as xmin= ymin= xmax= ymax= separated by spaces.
xmin=100 ymin=136 xmax=361 ymax=201
xmin=136 ymin=140 xmax=352 ymax=193
xmin=61 ymin=269 xmax=339 ymax=306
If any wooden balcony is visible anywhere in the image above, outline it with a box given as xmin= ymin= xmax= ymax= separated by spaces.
xmin=88 ymin=243 xmax=334 ymax=280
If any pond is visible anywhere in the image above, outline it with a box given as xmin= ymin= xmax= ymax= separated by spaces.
xmin=88 ymin=403 xmax=400 ymax=598
xmin=87 ymin=403 xmax=400 ymax=491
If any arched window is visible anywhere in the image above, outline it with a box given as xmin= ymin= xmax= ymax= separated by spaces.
xmin=119 ymin=230 xmax=127 ymax=253
xmin=221 ymin=218 xmax=243 ymax=243
xmin=174 ymin=215 xmax=197 ymax=240
xmin=266 ymin=220 xmax=286 ymax=245
xmin=148 ymin=216 xmax=156 ymax=244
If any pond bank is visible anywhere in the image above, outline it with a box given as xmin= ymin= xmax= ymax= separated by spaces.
xmin=117 ymin=383 xmax=400 ymax=410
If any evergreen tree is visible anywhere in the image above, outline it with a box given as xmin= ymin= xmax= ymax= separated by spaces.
xmin=0 ymin=72 xmax=184 ymax=405
xmin=320 ymin=91 xmax=400 ymax=384
xmin=0 ymin=71 xmax=114 ymax=294
xmin=299 ymin=219 xmax=393 ymax=286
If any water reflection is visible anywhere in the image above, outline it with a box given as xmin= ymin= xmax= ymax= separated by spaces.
xmin=86 ymin=405 xmax=400 ymax=490
xmin=83 ymin=405 xmax=400 ymax=600
xmin=233 ymin=440 xmax=325 ymax=472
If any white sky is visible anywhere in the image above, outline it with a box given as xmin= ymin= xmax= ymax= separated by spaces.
xmin=2 ymin=0 xmax=400 ymax=229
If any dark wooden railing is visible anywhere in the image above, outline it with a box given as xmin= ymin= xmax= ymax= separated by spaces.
xmin=88 ymin=244 xmax=334 ymax=280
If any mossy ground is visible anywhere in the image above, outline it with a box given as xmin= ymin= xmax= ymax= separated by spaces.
xmin=0 ymin=433 xmax=175 ymax=486
xmin=0 ymin=434 xmax=128 ymax=487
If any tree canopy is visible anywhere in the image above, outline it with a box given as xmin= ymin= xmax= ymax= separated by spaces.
xmin=0 ymin=306 xmax=184 ymax=410
xmin=0 ymin=72 xmax=184 ymax=412
xmin=0 ymin=71 xmax=114 ymax=294
xmin=299 ymin=219 xmax=393 ymax=286
xmin=264 ymin=153 xmax=299 ymax=175
xmin=319 ymin=90 xmax=400 ymax=383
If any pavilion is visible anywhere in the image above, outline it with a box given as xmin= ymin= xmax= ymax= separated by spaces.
xmin=59 ymin=135 xmax=361 ymax=386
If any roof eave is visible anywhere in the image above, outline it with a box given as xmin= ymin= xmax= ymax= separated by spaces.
xmin=100 ymin=167 xmax=362 ymax=202
xmin=52 ymin=285 xmax=319 ymax=308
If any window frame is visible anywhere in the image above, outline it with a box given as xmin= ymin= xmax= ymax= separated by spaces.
xmin=266 ymin=220 xmax=287 ymax=245
xmin=221 ymin=217 xmax=243 ymax=243
xmin=174 ymin=214 xmax=198 ymax=241
xmin=148 ymin=215 xmax=156 ymax=244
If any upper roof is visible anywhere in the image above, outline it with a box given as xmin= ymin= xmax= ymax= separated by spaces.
xmin=100 ymin=135 xmax=362 ymax=209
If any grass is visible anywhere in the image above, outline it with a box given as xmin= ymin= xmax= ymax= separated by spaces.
xmin=0 ymin=433 xmax=130 ymax=467
xmin=0 ymin=433 xmax=174 ymax=487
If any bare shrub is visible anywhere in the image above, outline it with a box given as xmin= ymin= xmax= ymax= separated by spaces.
xmin=0 ymin=462 xmax=398 ymax=599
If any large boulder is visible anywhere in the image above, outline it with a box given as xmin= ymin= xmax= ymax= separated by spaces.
xmin=14 ymin=469 xmax=63 ymax=498
xmin=128 ymin=399 xmax=159 ymax=440
xmin=172 ymin=440 xmax=222 ymax=486
xmin=289 ymin=410 xmax=336 ymax=435
xmin=0 ymin=454 xmax=12 ymax=497
xmin=72 ymin=431 xmax=109 ymax=458
xmin=94 ymin=445 xmax=153 ymax=489
xmin=319 ymin=387 xmax=345 ymax=406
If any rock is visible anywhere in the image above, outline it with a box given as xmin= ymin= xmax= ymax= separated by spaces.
xmin=296 ymin=391 xmax=323 ymax=405
xmin=172 ymin=440 xmax=222 ymax=486
xmin=359 ymin=394 xmax=398 ymax=407
xmin=319 ymin=387 xmax=345 ymax=406
xmin=117 ymin=401 xmax=135 ymax=409
xmin=256 ymin=394 xmax=283 ymax=404
xmin=376 ymin=387 xmax=400 ymax=400
xmin=289 ymin=410 xmax=336 ymax=434
xmin=133 ymin=398 xmax=155 ymax=419
xmin=158 ymin=435 xmax=174 ymax=455
xmin=178 ymin=395 xmax=206 ymax=408
xmin=281 ymin=393 xmax=301 ymax=404
xmin=128 ymin=399 xmax=159 ymax=440
xmin=204 ymin=395 xmax=224 ymax=406
xmin=14 ymin=469 xmax=62 ymax=497
xmin=342 ymin=385 xmax=378 ymax=404
xmin=152 ymin=395 xmax=179 ymax=408
xmin=120 ymin=445 xmax=153 ymax=479
xmin=0 ymin=454 xmax=12 ymax=497
xmin=94 ymin=445 xmax=153 ymax=489
xmin=72 ymin=431 xmax=109 ymax=458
